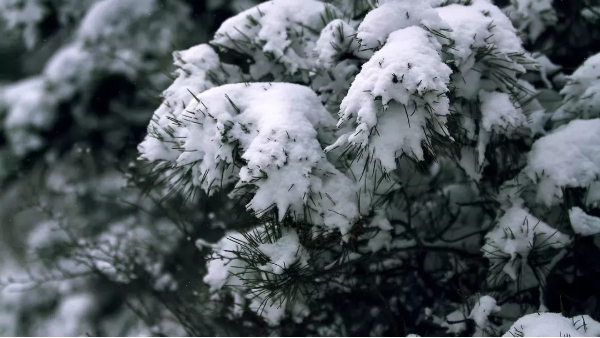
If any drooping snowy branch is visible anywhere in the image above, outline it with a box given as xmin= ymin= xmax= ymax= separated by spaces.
xmin=140 ymin=83 xmax=358 ymax=235
xmin=329 ymin=26 xmax=452 ymax=171
xmin=211 ymin=0 xmax=342 ymax=81
xmin=525 ymin=119 xmax=600 ymax=206
xmin=483 ymin=203 xmax=571 ymax=281
xmin=554 ymin=53 xmax=600 ymax=121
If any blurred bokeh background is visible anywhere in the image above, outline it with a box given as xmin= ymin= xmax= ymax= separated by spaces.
xmin=0 ymin=1 xmax=263 ymax=335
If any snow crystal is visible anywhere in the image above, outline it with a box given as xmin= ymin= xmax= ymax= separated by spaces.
xmin=525 ymin=119 xmax=600 ymax=206
xmin=569 ymin=207 xmax=600 ymax=236
xmin=331 ymin=26 xmax=452 ymax=170
xmin=483 ymin=203 xmax=571 ymax=280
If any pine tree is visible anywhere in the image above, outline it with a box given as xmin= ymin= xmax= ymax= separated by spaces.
xmin=2 ymin=0 xmax=600 ymax=336
xmin=137 ymin=0 xmax=600 ymax=335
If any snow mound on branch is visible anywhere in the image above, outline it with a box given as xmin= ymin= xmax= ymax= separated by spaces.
xmin=203 ymin=228 xmax=310 ymax=326
xmin=258 ymin=228 xmax=310 ymax=275
xmin=78 ymin=0 xmax=154 ymax=41
xmin=315 ymin=19 xmax=362 ymax=67
xmin=469 ymin=295 xmax=500 ymax=330
xmin=554 ymin=53 xmax=600 ymax=121
xmin=436 ymin=1 xmax=535 ymax=99
xmin=356 ymin=0 xmax=449 ymax=52
xmin=479 ymin=90 xmax=527 ymax=133
xmin=483 ymin=204 xmax=571 ymax=280
xmin=504 ymin=313 xmax=600 ymax=337
xmin=569 ymin=207 xmax=600 ymax=236
xmin=525 ymin=119 xmax=600 ymax=206
xmin=312 ymin=20 xmax=362 ymax=112
xmin=139 ymin=44 xmax=243 ymax=162
xmin=470 ymin=90 xmax=528 ymax=170
xmin=330 ymin=26 xmax=451 ymax=170
xmin=0 ymin=77 xmax=55 ymax=156
xmin=504 ymin=0 xmax=557 ymax=43
xmin=77 ymin=0 xmax=188 ymax=54
xmin=141 ymin=83 xmax=358 ymax=235
xmin=437 ymin=1 xmax=525 ymax=71
xmin=0 ymin=0 xmax=45 ymax=48
xmin=212 ymin=0 xmax=341 ymax=80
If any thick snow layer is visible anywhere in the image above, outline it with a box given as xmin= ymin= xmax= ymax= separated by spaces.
xmin=483 ymin=204 xmax=571 ymax=280
xmin=479 ymin=90 xmax=527 ymax=133
xmin=469 ymin=295 xmax=500 ymax=330
xmin=437 ymin=1 xmax=534 ymax=99
xmin=555 ymin=53 xmax=600 ymax=120
xmin=141 ymin=83 xmax=358 ymax=235
xmin=504 ymin=313 xmax=600 ymax=337
xmin=139 ymin=44 xmax=243 ymax=162
xmin=525 ymin=119 xmax=600 ymax=206
xmin=331 ymin=26 xmax=452 ymax=170
xmin=569 ymin=207 xmax=600 ymax=236
xmin=356 ymin=0 xmax=449 ymax=52
xmin=212 ymin=0 xmax=341 ymax=80
xmin=437 ymin=1 xmax=525 ymax=72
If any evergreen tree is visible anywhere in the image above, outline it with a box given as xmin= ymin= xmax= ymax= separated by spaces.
xmin=2 ymin=0 xmax=600 ymax=336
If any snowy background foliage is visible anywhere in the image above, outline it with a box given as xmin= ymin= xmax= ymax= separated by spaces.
xmin=1 ymin=0 xmax=600 ymax=336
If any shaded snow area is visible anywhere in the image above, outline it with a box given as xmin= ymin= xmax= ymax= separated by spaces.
xmin=503 ymin=313 xmax=600 ymax=337
xmin=526 ymin=119 xmax=600 ymax=206
xmin=202 ymin=227 xmax=310 ymax=326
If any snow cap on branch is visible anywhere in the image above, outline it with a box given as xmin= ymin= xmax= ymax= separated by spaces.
xmin=330 ymin=26 xmax=452 ymax=171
